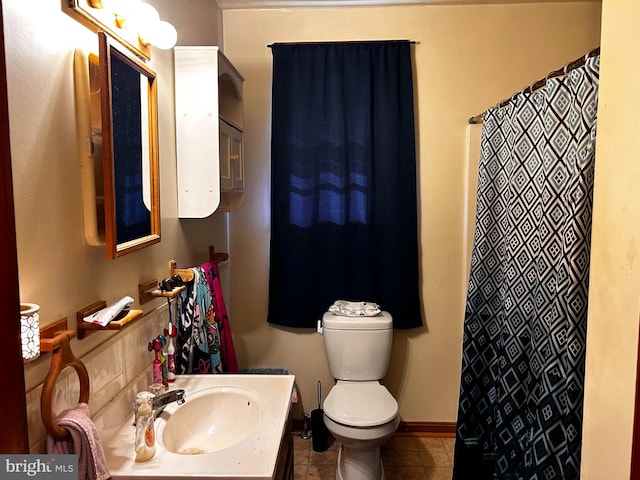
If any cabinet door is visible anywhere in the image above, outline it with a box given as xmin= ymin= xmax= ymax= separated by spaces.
xmin=174 ymin=46 xmax=222 ymax=218
xmin=219 ymin=119 xmax=243 ymax=191
xmin=229 ymin=127 xmax=243 ymax=190
xmin=219 ymin=121 xmax=232 ymax=190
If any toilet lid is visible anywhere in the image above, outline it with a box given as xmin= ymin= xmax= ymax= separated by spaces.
xmin=323 ymin=382 xmax=398 ymax=427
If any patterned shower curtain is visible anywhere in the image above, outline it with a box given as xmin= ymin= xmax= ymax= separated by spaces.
xmin=454 ymin=54 xmax=599 ymax=480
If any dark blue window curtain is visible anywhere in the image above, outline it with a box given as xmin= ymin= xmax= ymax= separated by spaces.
xmin=268 ymin=41 xmax=422 ymax=329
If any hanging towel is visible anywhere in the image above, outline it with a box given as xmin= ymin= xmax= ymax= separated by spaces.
xmin=201 ymin=260 xmax=239 ymax=373
xmin=177 ymin=267 xmax=222 ymax=374
xmin=45 ymin=403 xmax=110 ymax=480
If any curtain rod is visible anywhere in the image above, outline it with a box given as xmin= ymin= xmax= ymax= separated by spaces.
xmin=267 ymin=40 xmax=416 ymax=47
xmin=468 ymin=46 xmax=600 ymax=125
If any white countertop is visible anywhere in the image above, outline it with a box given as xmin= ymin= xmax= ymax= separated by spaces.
xmin=96 ymin=374 xmax=295 ymax=479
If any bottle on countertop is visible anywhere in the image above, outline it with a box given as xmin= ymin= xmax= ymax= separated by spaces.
xmin=134 ymin=392 xmax=156 ymax=462
xmin=165 ymin=325 xmax=176 ymax=383
xmin=148 ymin=338 xmax=163 ymax=385
xmin=156 ymin=335 xmax=168 ymax=387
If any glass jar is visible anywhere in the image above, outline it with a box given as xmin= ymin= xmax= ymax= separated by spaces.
xmin=134 ymin=393 xmax=155 ymax=462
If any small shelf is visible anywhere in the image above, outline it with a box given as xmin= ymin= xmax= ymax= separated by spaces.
xmin=138 ymin=246 xmax=229 ymax=304
xmin=138 ymin=279 xmax=186 ymax=305
xmin=76 ymin=301 xmax=143 ymax=339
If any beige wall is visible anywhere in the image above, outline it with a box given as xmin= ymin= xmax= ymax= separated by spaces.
xmin=4 ymin=0 xmax=226 ymax=450
xmin=222 ymin=3 xmax=602 ymax=423
xmin=581 ymin=0 xmax=640 ymax=478
xmin=10 ymin=0 xmax=630 ymax=474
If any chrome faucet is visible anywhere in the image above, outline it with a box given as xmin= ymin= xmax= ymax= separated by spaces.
xmin=152 ymin=389 xmax=186 ymax=418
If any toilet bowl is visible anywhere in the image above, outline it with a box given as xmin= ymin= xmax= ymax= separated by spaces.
xmin=320 ymin=309 xmax=398 ymax=480
xmin=323 ymin=381 xmax=399 ymax=480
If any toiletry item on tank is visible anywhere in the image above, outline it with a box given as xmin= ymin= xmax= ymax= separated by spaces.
xmin=134 ymin=393 xmax=156 ymax=462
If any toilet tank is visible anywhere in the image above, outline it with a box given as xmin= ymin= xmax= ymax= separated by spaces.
xmin=322 ymin=311 xmax=393 ymax=381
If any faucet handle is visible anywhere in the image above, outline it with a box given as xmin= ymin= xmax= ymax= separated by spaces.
xmin=148 ymin=383 xmax=166 ymax=396
xmin=176 ymin=389 xmax=186 ymax=404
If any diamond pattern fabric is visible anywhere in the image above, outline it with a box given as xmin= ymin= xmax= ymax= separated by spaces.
xmin=454 ymin=54 xmax=599 ymax=480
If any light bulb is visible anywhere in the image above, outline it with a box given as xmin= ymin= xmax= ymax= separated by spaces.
xmin=129 ymin=3 xmax=160 ymax=26
xmin=149 ymin=21 xmax=177 ymax=50
xmin=128 ymin=2 xmax=160 ymax=43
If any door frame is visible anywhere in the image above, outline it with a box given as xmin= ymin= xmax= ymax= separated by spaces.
xmin=0 ymin=0 xmax=30 ymax=453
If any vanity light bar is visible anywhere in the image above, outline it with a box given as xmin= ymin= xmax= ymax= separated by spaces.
xmin=64 ymin=0 xmax=177 ymax=60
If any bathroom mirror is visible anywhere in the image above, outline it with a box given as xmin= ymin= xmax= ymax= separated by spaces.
xmin=98 ymin=32 xmax=160 ymax=259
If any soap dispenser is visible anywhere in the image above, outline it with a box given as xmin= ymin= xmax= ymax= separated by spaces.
xmin=134 ymin=392 xmax=155 ymax=462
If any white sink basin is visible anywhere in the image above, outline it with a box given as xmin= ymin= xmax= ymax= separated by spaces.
xmin=162 ymin=386 xmax=264 ymax=454
xmin=96 ymin=374 xmax=294 ymax=479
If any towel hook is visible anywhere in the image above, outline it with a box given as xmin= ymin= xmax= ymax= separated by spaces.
xmin=40 ymin=332 xmax=91 ymax=439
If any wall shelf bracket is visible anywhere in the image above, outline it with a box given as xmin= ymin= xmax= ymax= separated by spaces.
xmin=138 ymin=279 xmax=186 ymax=305
xmin=76 ymin=301 xmax=143 ymax=339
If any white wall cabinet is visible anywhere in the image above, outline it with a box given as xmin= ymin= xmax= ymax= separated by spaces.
xmin=174 ymin=46 xmax=244 ymax=217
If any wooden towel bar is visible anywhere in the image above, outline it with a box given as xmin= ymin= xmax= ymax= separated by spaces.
xmin=139 ymin=245 xmax=229 ymax=304
xmin=40 ymin=319 xmax=90 ymax=440
xmin=171 ymin=245 xmax=229 ymax=282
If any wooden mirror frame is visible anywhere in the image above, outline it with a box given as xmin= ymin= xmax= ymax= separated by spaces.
xmin=98 ymin=32 xmax=160 ymax=259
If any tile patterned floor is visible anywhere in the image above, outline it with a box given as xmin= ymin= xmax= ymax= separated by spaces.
xmin=293 ymin=434 xmax=455 ymax=480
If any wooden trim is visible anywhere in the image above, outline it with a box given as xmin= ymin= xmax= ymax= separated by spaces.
xmin=40 ymin=331 xmax=90 ymax=440
xmin=291 ymin=420 xmax=456 ymax=438
xmin=630 ymin=315 xmax=640 ymax=479
xmin=98 ymin=32 xmax=160 ymax=259
xmin=40 ymin=318 xmax=74 ymax=352
xmin=63 ymin=0 xmax=151 ymax=60
xmin=275 ymin=411 xmax=294 ymax=480
xmin=396 ymin=421 xmax=456 ymax=437
xmin=0 ymin=0 xmax=29 ymax=453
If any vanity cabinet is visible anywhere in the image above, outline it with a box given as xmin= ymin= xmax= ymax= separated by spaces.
xmin=174 ymin=46 xmax=244 ymax=217
xmin=274 ymin=408 xmax=294 ymax=480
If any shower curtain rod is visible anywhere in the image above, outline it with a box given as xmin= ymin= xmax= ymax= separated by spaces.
xmin=468 ymin=46 xmax=600 ymax=125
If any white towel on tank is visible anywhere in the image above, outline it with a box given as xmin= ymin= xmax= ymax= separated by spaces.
xmin=328 ymin=300 xmax=381 ymax=317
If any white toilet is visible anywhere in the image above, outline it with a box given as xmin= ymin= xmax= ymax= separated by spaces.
xmin=320 ymin=310 xmax=399 ymax=480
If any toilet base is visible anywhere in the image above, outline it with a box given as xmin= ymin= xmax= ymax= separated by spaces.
xmin=336 ymin=444 xmax=385 ymax=480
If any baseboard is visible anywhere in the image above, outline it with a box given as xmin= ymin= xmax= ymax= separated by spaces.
xmin=396 ymin=421 xmax=456 ymax=437
xmin=292 ymin=420 xmax=456 ymax=438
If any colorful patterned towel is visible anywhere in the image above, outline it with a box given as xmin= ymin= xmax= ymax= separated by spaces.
xmin=201 ymin=260 xmax=239 ymax=373
xmin=176 ymin=267 xmax=222 ymax=374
